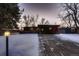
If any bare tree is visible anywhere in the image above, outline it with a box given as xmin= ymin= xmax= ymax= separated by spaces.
xmin=23 ymin=14 xmax=39 ymax=27
xmin=40 ymin=18 xmax=49 ymax=25
xmin=59 ymin=3 xmax=79 ymax=30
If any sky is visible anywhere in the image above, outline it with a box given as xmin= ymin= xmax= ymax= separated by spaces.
xmin=18 ymin=3 xmax=62 ymax=26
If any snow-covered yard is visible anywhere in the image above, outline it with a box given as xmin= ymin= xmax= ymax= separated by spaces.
xmin=0 ymin=33 xmax=79 ymax=56
xmin=0 ymin=34 xmax=39 ymax=56
xmin=55 ymin=34 xmax=79 ymax=43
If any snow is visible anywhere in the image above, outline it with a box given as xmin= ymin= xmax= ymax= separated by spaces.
xmin=0 ymin=34 xmax=39 ymax=56
xmin=55 ymin=34 xmax=79 ymax=43
xmin=0 ymin=36 xmax=6 ymax=56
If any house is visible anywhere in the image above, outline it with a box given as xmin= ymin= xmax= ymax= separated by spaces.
xmin=0 ymin=29 xmax=20 ymax=36
xmin=38 ymin=25 xmax=60 ymax=34
xmin=59 ymin=27 xmax=76 ymax=33
xmin=22 ymin=25 xmax=60 ymax=34
xmin=22 ymin=27 xmax=38 ymax=33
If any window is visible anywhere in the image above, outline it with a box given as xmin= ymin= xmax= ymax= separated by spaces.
xmin=49 ymin=27 xmax=52 ymax=30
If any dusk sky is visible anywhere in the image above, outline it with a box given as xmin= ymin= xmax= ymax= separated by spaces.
xmin=18 ymin=3 xmax=62 ymax=25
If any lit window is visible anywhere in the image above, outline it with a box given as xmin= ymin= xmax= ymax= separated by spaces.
xmin=30 ymin=28 xmax=33 ymax=31
xmin=49 ymin=27 xmax=52 ymax=30
xmin=41 ymin=28 xmax=44 ymax=31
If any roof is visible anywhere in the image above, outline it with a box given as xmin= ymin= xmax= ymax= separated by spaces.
xmin=38 ymin=25 xmax=60 ymax=27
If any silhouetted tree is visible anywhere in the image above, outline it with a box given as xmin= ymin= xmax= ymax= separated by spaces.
xmin=40 ymin=18 xmax=49 ymax=25
xmin=0 ymin=3 xmax=21 ymax=29
xmin=59 ymin=3 xmax=79 ymax=30
xmin=23 ymin=14 xmax=49 ymax=28
xmin=23 ymin=14 xmax=39 ymax=27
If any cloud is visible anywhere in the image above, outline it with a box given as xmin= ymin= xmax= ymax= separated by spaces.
xmin=19 ymin=3 xmax=61 ymax=24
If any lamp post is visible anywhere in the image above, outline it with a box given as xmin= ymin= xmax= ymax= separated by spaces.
xmin=4 ymin=31 xmax=10 ymax=56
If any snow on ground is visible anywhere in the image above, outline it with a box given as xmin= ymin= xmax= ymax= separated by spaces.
xmin=55 ymin=34 xmax=79 ymax=43
xmin=0 ymin=34 xmax=39 ymax=56
xmin=0 ymin=36 xmax=6 ymax=56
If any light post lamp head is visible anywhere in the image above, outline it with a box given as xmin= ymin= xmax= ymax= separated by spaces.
xmin=4 ymin=31 xmax=10 ymax=37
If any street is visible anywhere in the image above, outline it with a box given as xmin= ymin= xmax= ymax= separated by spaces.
xmin=39 ymin=34 xmax=79 ymax=56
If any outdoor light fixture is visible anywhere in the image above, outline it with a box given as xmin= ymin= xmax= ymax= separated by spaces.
xmin=4 ymin=31 xmax=10 ymax=37
xmin=4 ymin=31 xmax=11 ymax=56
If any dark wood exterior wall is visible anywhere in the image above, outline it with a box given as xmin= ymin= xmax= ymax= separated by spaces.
xmin=38 ymin=25 xmax=59 ymax=34
xmin=23 ymin=27 xmax=38 ymax=33
xmin=23 ymin=25 xmax=60 ymax=34
xmin=0 ymin=25 xmax=60 ymax=35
